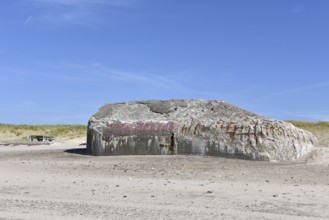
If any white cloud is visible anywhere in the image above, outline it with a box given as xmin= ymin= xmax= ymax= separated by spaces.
xmin=290 ymin=5 xmax=304 ymax=14
xmin=1 ymin=61 xmax=244 ymax=101
xmin=251 ymin=81 xmax=329 ymax=104
xmin=56 ymin=62 xmax=184 ymax=90
xmin=23 ymin=0 xmax=134 ymax=27
xmin=24 ymin=16 xmax=33 ymax=26
xmin=0 ymin=62 xmax=180 ymax=89
xmin=29 ymin=0 xmax=130 ymax=7
xmin=272 ymin=81 xmax=329 ymax=95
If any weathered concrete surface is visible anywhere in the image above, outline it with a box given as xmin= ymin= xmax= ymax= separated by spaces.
xmin=87 ymin=100 xmax=318 ymax=161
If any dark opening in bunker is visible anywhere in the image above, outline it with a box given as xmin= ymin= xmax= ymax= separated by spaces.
xmin=170 ymin=133 xmax=175 ymax=152
xmin=159 ymin=133 xmax=176 ymax=154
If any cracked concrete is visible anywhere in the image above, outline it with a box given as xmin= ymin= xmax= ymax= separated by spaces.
xmin=87 ymin=100 xmax=318 ymax=161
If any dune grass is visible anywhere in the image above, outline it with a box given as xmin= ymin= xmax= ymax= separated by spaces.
xmin=286 ymin=121 xmax=329 ymax=146
xmin=0 ymin=124 xmax=87 ymax=141
xmin=1 ymin=121 xmax=328 ymax=146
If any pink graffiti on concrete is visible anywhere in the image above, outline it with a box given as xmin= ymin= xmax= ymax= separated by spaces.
xmin=105 ymin=122 xmax=179 ymax=135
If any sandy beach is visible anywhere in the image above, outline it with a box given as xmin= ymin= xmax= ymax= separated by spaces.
xmin=0 ymin=138 xmax=329 ymax=220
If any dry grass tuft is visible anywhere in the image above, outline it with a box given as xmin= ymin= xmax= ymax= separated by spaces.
xmin=1 ymin=121 xmax=328 ymax=147
xmin=0 ymin=124 xmax=87 ymax=141
xmin=287 ymin=121 xmax=329 ymax=147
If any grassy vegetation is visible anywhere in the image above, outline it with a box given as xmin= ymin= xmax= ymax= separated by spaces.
xmin=0 ymin=124 xmax=87 ymax=141
xmin=286 ymin=120 xmax=329 ymax=134
xmin=0 ymin=121 xmax=328 ymax=146
xmin=286 ymin=121 xmax=329 ymax=146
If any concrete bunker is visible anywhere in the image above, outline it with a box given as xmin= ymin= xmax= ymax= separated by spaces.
xmin=87 ymin=100 xmax=318 ymax=161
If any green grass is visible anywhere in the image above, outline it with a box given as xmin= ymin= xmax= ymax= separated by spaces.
xmin=0 ymin=124 xmax=87 ymax=141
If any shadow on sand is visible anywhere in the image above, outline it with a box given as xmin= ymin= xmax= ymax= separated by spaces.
xmin=64 ymin=148 xmax=88 ymax=155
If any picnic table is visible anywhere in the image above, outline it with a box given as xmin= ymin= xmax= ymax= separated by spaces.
xmin=29 ymin=135 xmax=54 ymax=142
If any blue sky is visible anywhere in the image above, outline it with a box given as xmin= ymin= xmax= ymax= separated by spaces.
xmin=0 ymin=0 xmax=328 ymax=124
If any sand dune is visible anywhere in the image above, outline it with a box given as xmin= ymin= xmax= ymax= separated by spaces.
xmin=0 ymin=138 xmax=329 ymax=219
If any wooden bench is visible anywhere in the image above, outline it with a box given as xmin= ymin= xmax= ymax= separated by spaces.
xmin=29 ymin=135 xmax=54 ymax=142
